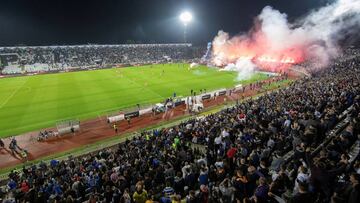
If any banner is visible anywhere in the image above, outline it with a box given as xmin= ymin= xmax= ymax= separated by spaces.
xmin=139 ymin=107 xmax=153 ymax=116
xmin=125 ymin=111 xmax=140 ymax=119
xmin=107 ymin=114 xmax=125 ymax=123
xmin=218 ymin=90 xmax=227 ymax=96
xmin=202 ymin=94 xmax=211 ymax=100
xmin=174 ymin=100 xmax=185 ymax=106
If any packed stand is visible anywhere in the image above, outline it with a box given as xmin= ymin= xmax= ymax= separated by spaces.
xmin=0 ymin=44 xmax=198 ymax=74
xmin=1 ymin=55 xmax=360 ymax=203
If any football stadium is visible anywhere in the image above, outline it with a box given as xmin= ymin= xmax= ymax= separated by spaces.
xmin=0 ymin=0 xmax=359 ymax=202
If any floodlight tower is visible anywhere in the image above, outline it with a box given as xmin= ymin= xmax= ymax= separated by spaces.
xmin=179 ymin=11 xmax=192 ymax=43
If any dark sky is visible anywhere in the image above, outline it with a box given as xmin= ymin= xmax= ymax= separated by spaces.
xmin=0 ymin=0 xmax=329 ymax=46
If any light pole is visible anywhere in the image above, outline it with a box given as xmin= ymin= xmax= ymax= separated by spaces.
xmin=179 ymin=11 xmax=192 ymax=43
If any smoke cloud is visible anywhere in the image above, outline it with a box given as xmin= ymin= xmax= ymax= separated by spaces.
xmin=222 ymin=58 xmax=256 ymax=81
xmin=212 ymin=0 xmax=360 ymax=73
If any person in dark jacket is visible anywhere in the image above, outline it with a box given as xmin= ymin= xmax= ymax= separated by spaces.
xmin=253 ymin=177 xmax=269 ymax=203
xmin=289 ymin=182 xmax=315 ymax=203
xmin=347 ymin=173 xmax=360 ymax=203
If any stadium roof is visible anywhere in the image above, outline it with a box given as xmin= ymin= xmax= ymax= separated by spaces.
xmin=0 ymin=43 xmax=192 ymax=50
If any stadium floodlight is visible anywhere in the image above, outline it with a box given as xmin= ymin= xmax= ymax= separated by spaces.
xmin=179 ymin=11 xmax=193 ymax=43
xmin=179 ymin=11 xmax=192 ymax=25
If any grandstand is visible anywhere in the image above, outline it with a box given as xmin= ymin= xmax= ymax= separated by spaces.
xmin=0 ymin=44 xmax=202 ymax=75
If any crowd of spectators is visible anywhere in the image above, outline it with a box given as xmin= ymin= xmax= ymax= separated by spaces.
xmin=0 ymin=53 xmax=359 ymax=203
xmin=0 ymin=44 xmax=200 ymax=74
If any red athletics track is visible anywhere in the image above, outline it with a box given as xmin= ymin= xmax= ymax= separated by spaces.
xmin=0 ymin=76 xmax=292 ymax=170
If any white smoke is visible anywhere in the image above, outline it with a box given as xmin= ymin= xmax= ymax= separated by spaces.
xmin=212 ymin=0 xmax=360 ymax=70
xmin=222 ymin=58 xmax=257 ymax=81
xmin=190 ymin=62 xmax=199 ymax=68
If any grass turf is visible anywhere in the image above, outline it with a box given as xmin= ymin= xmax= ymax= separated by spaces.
xmin=0 ymin=63 xmax=268 ymax=137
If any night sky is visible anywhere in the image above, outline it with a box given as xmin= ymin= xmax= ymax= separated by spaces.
xmin=0 ymin=0 xmax=329 ymax=46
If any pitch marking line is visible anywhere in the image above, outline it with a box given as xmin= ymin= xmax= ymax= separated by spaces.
xmin=0 ymin=79 xmax=28 ymax=109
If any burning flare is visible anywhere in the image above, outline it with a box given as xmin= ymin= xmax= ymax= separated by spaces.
xmin=211 ymin=0 xmax=360 ymax=72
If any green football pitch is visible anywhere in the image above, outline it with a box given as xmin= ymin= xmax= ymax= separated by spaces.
xmin=0 ymin=63 xmax=268 ymax=137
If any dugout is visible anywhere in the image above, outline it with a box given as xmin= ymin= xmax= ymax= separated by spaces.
xmin=106 ymin=109 xmax=124 ymax=123
xmin=107 ymin=103 xmax=152 ymax=123
xmin=56 ymin=120 xmax=80 ymax=135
